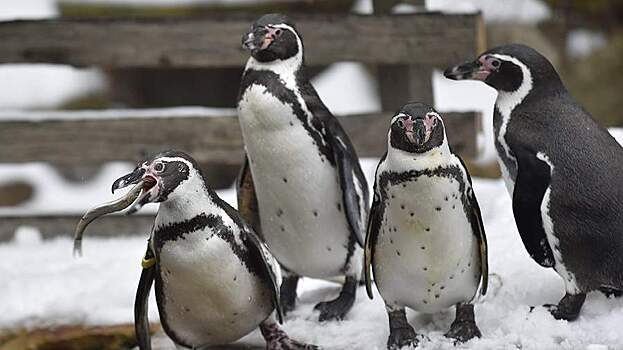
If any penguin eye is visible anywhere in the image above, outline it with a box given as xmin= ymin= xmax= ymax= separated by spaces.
xmin=153 ymin=162 xmax=165 ymax=173
xmin=396 ymin=120 xmax=405 ymax=129
xmin=491 ymin=59 xmax=501 ymax=68
xmin=274 ymin=29 xmax=282 ymax=36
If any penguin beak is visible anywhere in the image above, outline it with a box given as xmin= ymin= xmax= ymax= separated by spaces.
xmin=242 ymin=26 xmax=278 ymax=53
xmin=112 ymin=168 xmax=160 ymax=215
xmin=408 ymin=115 xmax=436 ymax=146
xmin=444 ymin=57 xmax=491 ymax=81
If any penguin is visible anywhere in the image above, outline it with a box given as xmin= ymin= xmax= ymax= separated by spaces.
xmin=444 ymin=44 xmax=623 ymax=320
xmin=236 ymin=13 xmax=369 ymax=322
xmin=363 ymin=103 xmax=488 ymax=349
xmin=75 ymin=150 xmax=318 ymax=350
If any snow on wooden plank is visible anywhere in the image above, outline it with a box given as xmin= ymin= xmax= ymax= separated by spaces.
xmin=0 ymin=13 xmax=482 ymax=67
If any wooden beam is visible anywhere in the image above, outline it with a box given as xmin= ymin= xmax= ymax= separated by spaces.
xmin=0 ymin=13 xmax=482 ymax=68
xmin=0 ymin=110 xmax=478 ymax=166
xmin=0 ymin=214 xmax=155 ymax=242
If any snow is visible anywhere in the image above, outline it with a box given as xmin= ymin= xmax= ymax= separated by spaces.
xmin=0 ymin=106 xmax=236 ymax=122
xmin=353 ymin=0 xmax=551 ymax=24
xmin=566 ymin=30 xmax=608 ymax=59
xmin=2 ymin=158 xmax=623 ymax=349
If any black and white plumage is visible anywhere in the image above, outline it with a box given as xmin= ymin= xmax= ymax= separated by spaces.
xmin=363 ymin=103 xmax=488 ymax=349
xmin=445 ymin=44 xmax=623 ymax=320
xmin=84 ymin=150 xmax=317 ymax=350
xmin=237 ymin=14 xmax=369 ymax=321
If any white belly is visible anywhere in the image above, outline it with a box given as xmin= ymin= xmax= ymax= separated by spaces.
xmin=238 ymin=85 xmax=352 ymax=278
xmin=374 ymin=177 xmax=480 ymax=313
xmin=156 ymin=230 xmax=273 ymax=347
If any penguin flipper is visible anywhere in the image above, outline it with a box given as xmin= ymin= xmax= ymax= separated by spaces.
xmin=242 ymin=228 xmax=284 ymax=324
xmin=135 ymin=246 xmax=155 ymax=350
xmin=467 ymin=185 xmax=489 ymax=295
xmin=236 ymin=155 xmax=262 ymax=237
xmin=512 ymin=147 xmax=556 ymax=268
xmin=325 ymin=119 xmax=369 ymax=248
xmin=364 ymin=155 xmax=386 ymax=300
xmin=456 ymin=156 xmax=489 ymax=295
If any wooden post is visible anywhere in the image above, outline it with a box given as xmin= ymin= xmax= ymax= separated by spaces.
xmin=374 ymin=0 xmax=435 ymax=110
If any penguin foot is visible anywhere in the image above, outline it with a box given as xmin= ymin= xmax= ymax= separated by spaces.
xmin=444 ymin=303 xmax=481 ymax=343
xmin=444 ymin=321 xmax=481 ymax=343
xmin=387 ymin=327 xmax=419 ymax=350
xmin=314 ymin=276 xmax=357 ymax=321
xmin=386 ymin=307 xmax=419 ymax=350
xmin=543 ymin=292 xmax=586 ymax=321
xmin=280 ymin=274 xmax=299 ymax=315
xmin=260 ymin=322 xmax=321 ymax=350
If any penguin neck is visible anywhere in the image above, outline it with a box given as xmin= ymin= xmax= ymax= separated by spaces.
xmin=245 ymin=52 xmax=304 ymax=90
xmin=387 ymin=140 xmax=451 ymax=172
xmin=155 ymin=173 xmax=222 ymax=227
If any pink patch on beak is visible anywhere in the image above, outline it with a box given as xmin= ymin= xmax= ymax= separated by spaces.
xmin=260 ymin=27 xmax=281 ymax=50
xmin=403 ymin=117 xmax=414 ymax=132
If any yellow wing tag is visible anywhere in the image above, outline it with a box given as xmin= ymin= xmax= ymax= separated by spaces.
xmin=141 ymin=256 xmax=156 ymax=269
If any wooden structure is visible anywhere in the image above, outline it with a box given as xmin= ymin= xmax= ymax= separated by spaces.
xmin=0 ymin=6 xmax=485 ymax=241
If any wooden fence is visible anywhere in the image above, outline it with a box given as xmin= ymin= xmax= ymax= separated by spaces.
xmin=0 ymin=8 xmax=485 ymax=240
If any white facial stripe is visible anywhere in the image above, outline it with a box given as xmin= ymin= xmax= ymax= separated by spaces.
xmin=492 ymin=53 xmax=532 ymax=194
xmin=155 ymin=156 xmax=194 ymax=169
xmin=491 ymin=53 xmax=533 ymax=115
xmin=391 ymin=113 xmax=409 ymax=124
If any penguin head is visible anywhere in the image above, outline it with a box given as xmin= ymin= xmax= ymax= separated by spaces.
xmin=389 ymin=103 xmax=446 ymax=154
xmin=242 ymin=13 xmax=302 ymax=63
xmin=443 ymin=44 xmax=561 ymax=93
xmin=111 ymin=150 xmax=204 ymax=212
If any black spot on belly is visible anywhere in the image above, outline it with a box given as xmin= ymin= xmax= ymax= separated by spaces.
xmin=282 ymin=177 xmax=288 ymax=183
xmin=327 ymin=246 xmax=332 ymax=252
xmin=396 ymin=250 xmax=401 ymax=256
xmin=233 ymin=275 xmax=237 ymax=281
xmin=390 ymin=239 xmax=394 ymax=244
xmin=440 ymin=286 xmax=445 ymax=290
xmin=410 ymin=212 xmax=414 ymax=217
xmin=400 ymin=204 xmax=405 ymax=210
xmin=337 ymin=203 xmax=342 ymax=212
xmin=185 ymin=307 xmax=191 ymax=312
xmin=393 ymin=227 xmax=398 ymax=232
xmin=435 ymin=207 xmax=441 ymax=211
xmin=233 ymin=312 xmax=239 ymax=316
xmin=277 ymin=208 xmax=283 ymax=217
xmin=467 ymin=263 xmax=471 ymax=267
xmin=420 ymin=246 xmax=425 ymax=250
xmin=289 ymin=121 xmax=294 ymax=126
xmin=313 ymin=210 xmax=318 ymax=217
xmin=280 ymin=225 xmax=285 ymax=232
xmin=425 ymin=228 xmax=430 ymax=232
xmin=452 ymin=205 xmax=456 ymax=209
xmin=445 ymin=196 xmax=448 ymax=201
xmin=422 ymin=300 xmax=428 ymax=304
xmin=435 ymin=294 xmax=440 ymax=299
xmin=449 ymin=275 xmax=454 ymax=280
xmin=423 ymin=267 xmax=428 ymax=271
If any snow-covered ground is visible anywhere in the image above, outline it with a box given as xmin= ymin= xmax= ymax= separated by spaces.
xmin=2 ymin=159 xmax=623 ymax=350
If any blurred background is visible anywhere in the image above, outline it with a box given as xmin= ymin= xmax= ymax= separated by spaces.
xmin=0 ymin=0 xmax=622 ymax=349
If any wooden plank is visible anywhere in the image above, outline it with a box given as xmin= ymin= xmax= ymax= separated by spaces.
xmin=0 ymin=214 xmax=155 ymax=242
xmin=377 ymin=64 xmax=435 ymax=110
xmin=0 ymin=110 xmax=478 ymax=166
xmin=0 ymin=13 xmax=481 ymax=68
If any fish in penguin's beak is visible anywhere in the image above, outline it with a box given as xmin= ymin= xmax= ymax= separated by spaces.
xmin=444 ymin=55 xmax=494 ymax=81
xmin=73 ymin=166 xmax=159 ymax=256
